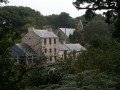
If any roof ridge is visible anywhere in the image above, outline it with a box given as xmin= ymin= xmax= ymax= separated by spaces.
xmin=33 ymin=29 xmax=58 ymax=38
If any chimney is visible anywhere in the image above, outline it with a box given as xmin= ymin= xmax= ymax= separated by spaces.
xmin=28 ymin=27 xmax=34 ymax=32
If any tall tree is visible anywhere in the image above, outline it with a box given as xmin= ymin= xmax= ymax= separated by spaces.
xmin=73 ymin=0 xmax=120 ymax=40
xmin=0 ymin=0 xmax=8 ymax=3
xmin=46 ymin=12 xmax=76 ymax=29
xmin=84 ymin=20 xmax=111 ymax=43
xmin=0 ymin=6 xmax=46 ymax=32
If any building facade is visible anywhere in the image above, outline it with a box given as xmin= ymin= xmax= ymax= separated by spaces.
xmin=58 ymin=43 xmax=86 ymax=60
xmin=22 ymin=27 xmax=59 ymax=63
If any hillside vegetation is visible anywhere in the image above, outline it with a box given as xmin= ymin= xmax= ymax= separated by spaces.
xmin=0 ymin=5 xmax=120 ymax=90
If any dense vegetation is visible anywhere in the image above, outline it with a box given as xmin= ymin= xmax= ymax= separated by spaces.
xmin=0 ymin=1 xmax=120 ymax=90
xmin=0 ymin=6 xmax=77 ymax=31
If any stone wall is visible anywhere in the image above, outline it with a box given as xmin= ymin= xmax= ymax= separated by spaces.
xmin=42 ymin=38 xmax=59 ymax=63
xmin=22 ymin=31 xmax=42 ymax=56
xmin=22 ymin=28 xmax=59 ymax=64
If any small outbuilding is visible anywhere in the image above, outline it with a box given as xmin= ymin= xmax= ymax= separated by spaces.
xmin=11 ymin=43 xmax=37 ymax=66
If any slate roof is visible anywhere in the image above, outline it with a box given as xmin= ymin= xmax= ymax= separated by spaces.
xmin=59 ymin=28 xmax=75 ymax=37
xmin=59 ymin=43 xmax=69 ymax=51
xmin=33 ymin=29 xmax=58 ymax=38
xmin=11 ymin=43 xmax=37 ymax=57
xmin=65 ymin=43 xmax=86 ymax=52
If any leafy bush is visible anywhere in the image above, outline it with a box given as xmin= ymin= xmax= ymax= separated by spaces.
xmin=28 ymin=67 xmax=63 ymax=86
xmin=75 ymin=40 xmax=120 ymax=74
xmin=76 ymin=70 xmax=119 ymax=90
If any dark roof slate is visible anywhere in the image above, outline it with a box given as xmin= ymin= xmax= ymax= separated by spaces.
xmin=11 ymin=43 xmax=37 ymax=57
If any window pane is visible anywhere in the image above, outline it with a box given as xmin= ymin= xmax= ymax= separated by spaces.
xmin=49 ymin=38 xmax=51 ymax=44
xmin=45 ymin=49 xmax=47 ymax=53
xmin=54 ymin=48 xmax=56 ymax=53
xmin=50 ymin=48 xmax=52 ymax=53
xmin=54 ymin=39 xmax=56 ymax=44
xmin=44 ymin=39 xmax=46 ymax=44
xmin=54 ymin=56 xmax=57 ymax=60
xmin=50 ymin=56 xmax=52 ymax=61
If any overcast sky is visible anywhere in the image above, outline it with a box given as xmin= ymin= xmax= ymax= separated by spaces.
xmin=1 ymin=0 xmax=86 ymax=18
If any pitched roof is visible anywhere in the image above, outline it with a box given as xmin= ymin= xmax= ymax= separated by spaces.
xmin=11 ymin=43 xmax=37 ymax=57
xmin=59 ymin=28 xmax=75 ymax=37
xmin=33 ymin=29 xmax=58 ymax=38
xmin=59 ymin=43 xmax=69 ymax=51
xmin=65 ymin=43 xmax=86 ymax=52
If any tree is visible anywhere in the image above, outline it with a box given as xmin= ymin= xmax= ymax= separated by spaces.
xmin=0 ymin=6 xmax=46 ymax=32
xmin=0 ymin=0 xmax=8 ymax=3
xmin=73 ymin=0 xmax=120 ymax=40
xmin=46 ymin=12 xmax=76 ymax=29
xmin=84 ymin=20 xmax=111 ymax=43
xmin=76 ymin=70 xmax=119 ymax=90
xmin=73 ymin=0 xmax=119 ymax=14
xmin=0 ymin=19 xmax=19 ymax=90
xmin=0 ymin=2 xmax=44 ymax=89
xmin=69 ymin=30 xmax=83 ymax=44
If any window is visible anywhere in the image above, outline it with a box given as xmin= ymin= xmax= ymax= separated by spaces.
xmin=54 ymin=48 xmax=56 ymax=53
xmin=54 ymin=56 xmax=57 ymax=60
xmin=49 ymin=38 xmax=51 ymax=44
xmin=50 ymin=56 xmax=52 ymax=61
xmin=44 ymin=38 xmax=46 ymax=44
xmin=54 ymin=39 xmax=56 ymax=44
xmin=44 ymin=49 xmax=47 ymax=53
xmin=50 ymin=48 xmax=52 ymax=53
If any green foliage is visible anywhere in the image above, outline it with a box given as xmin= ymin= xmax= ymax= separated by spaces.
xmin=46 ymin=12 xmax=76 ymax=29
xmin=58 ymin=53 xmax=76 ymax=74
xmin=73 ymin=0 xmax=120 ymax=40
xmin=0 ymin=6 xmax=77 ymax=32
xmin=0 ymin=21 xmax=21 ymax=90
xmin=69 ymin=29 xmax=83 ymax=44
xmin=76 ymin=40 xmax=120 ymax=74
xmin=0 ymin=0 xmax=8 ymax=3
xmin=27 ymin=67 xmax=63 ymax=86
xmin=85 ymin=9 xmax=96 ymax=21
xmin=84 ymin=20 xmax=111 ymax=43
xmin=76 ymin=70 xmax=119 ymax=90
xmin=0 ymin=6 xmax=46 ymax=31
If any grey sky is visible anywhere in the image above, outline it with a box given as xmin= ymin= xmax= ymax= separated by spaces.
xmin=2 ymin=0 xmax=86 ymax=18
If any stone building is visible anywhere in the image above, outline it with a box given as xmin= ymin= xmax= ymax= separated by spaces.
xmin=57 ymin=20 xmax=83 ymax=43
xmin=22 ymin=27 xmax=59 ymax=63
xmin=58 ymin=43 xmax=86 ymax=60
xmin=11 ymin=43 xmax=37 ymax=66
xmin=58 ymin=43 xmax=69 ymax=60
